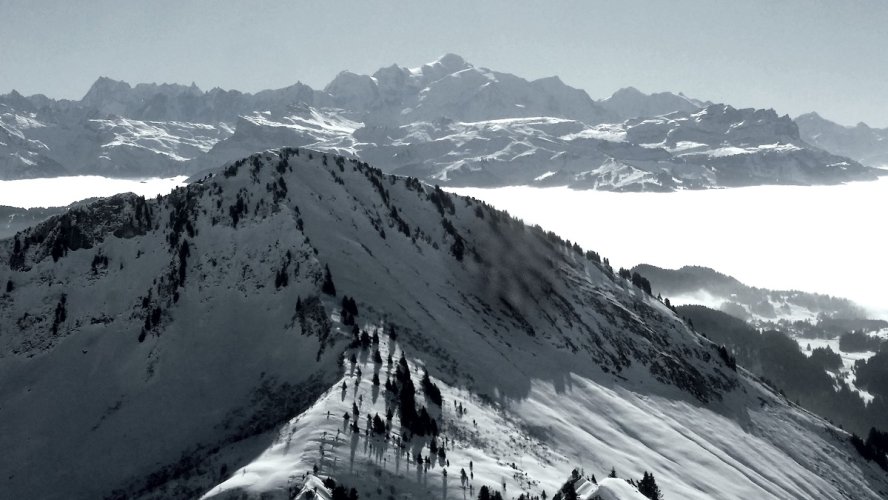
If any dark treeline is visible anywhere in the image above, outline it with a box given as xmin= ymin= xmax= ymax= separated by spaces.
xmin=677 ymin=305 xmax=888 ymax=442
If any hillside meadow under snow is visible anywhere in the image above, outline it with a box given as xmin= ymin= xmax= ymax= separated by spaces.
xmin=451 ymin=176 xmax=888 ymax=320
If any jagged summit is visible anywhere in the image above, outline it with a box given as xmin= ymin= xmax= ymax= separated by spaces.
xmin=1 ymin=148 xmax=886 ymax=499
xmin=80 ymin=76 xmax=132 ymax=108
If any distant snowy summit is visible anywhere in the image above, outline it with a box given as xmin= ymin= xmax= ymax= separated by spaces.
xmin=598 ymin=85 xmax=710 ymax=121
xmin=0 ymin=54 xmax=883 ymax=190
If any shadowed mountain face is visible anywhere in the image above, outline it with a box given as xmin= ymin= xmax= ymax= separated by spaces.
xmin=0 ymin=204 xmax=68 ymax=240
xmin=1 ymin=55 xmax=881 ymax=191
xmin=1 ymin=149 xmax=886 ymax=499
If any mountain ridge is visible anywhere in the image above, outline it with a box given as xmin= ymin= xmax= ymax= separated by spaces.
xmin=1 ymin=148 xmax=885 ymax=499
xmin=2 ymin=55 xmax=881 ymax=190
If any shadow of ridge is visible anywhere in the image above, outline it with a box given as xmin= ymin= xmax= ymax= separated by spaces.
xmin=104 ymin=369 xmax=338 ymax=500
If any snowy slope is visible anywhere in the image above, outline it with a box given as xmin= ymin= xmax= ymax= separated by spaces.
xmin=0 ymin=96 xmax=234 ymax=178
xmin=2 ymin=148 xmax=884 ymax=499
xmin=204 ymin=330 xmax=887 ymax=500
xmin=0 ymin=102 xmax=66 ymax=178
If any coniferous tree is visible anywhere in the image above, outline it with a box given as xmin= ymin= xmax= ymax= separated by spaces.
xmin=421 ymin=369 xmax=443 ymax=406
xmin=321 ymin=264 xmax=336 ymax=296
xmin=637 ymin=471 xmax=662 ymax=500
xmin=295 ymin=297 xmax=305 ymax=324
xmin=341 ymin=296 xmax=355 ymax=325
xmin=372 ymin=413 xmax=386 ymax=435
xmin=478 ymin=486 xmax=491 ymax=500
xmin=609 ymin=467 xmax=617 ymax=478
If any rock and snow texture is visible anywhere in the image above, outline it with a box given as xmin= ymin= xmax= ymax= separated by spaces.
xmin=1 ymin=55 xmax=881 ymax=190
xmin=796 ymin=112 xmax=888 ymax=169
xmin=1 ymin=149 xmax=886 ymax=499
xmin=0 ymin=95 xmax=233 ymax=178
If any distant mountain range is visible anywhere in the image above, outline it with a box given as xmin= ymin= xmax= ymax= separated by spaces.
xmin=1 ymin=54 xmax=883 ymax=190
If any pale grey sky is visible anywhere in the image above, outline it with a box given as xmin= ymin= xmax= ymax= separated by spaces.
xmin=1 ymin=0 xmax=886 ymax=126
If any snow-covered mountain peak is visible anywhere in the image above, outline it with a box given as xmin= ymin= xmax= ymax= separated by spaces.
xmin=416 ymin=52 xmax=473 ymax=79
xmin=323 ymin=71 xmax=380 ymax=111
xmin=599 ymin=86 xmax=704 ymax=121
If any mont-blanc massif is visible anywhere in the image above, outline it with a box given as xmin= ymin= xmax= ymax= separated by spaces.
xmin=2 ymin=2 xmax=888 ymax=499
